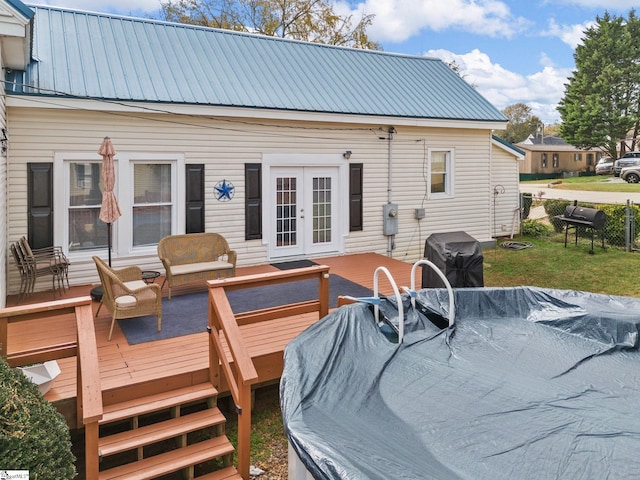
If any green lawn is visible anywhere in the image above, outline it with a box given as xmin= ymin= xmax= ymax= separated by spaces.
xmin=521 ymin=175 xmax=640 ymax=192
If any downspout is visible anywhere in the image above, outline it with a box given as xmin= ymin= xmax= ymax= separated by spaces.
xmin=489 ymin=132 xmax=494 ymax=239
xmin=387 ymin=127 xmax=396 ymax=257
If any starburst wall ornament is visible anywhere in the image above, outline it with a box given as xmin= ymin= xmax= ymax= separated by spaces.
xmin=214 ymin=179 xmax=235 ymax=201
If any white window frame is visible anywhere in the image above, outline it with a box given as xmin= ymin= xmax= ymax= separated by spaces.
xmin=427 ymin=148 xmax=454 ymax=198
xmin=54 ymin=152 xmax=185 ymax=262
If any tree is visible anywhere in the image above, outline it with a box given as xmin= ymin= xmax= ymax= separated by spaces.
xmin=496 ymin=103 xmax=542 ymax=144
xmin=558 ymin=10 xmax=640 ymax=159
xmin=159 ymin=0 xmax=380 ymax=49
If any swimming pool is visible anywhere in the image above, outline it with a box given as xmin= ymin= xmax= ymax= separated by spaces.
xmin=281 ymin=263 xmax=640 ymax=479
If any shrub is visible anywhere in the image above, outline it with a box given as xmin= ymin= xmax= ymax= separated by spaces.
xmin=521 ymin=193 xmax=533 ymax=219
xmin=521 ymin=219 xmax=551 ymax=237
xmin=0 ymin=358 xmax=76 ymax=479
xmin=543 ymin=199 xmax=571 ymax=232
xmin=600 ymin=203 xmax=640 ymax=247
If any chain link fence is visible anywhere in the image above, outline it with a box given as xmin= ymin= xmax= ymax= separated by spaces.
xmin=520 ymin=193 xmax=640 ymax=252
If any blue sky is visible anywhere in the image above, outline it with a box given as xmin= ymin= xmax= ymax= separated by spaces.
xmin=36 ymin=0 xmax=639 ymax=124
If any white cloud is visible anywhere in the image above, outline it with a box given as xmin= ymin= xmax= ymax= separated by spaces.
xmin=426 ymin=48 xmax=571 ymax=124
xmin=341 ymin=0 xmax=530 ymax=43
xmin=543 ymin=18 xmax=595 ymax=49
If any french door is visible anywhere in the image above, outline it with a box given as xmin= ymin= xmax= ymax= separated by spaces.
xmin=269 ymin=167 xmax=340 ymax=258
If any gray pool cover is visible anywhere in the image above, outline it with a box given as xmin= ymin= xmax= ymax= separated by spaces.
xmin=281 ymin=287 xmax=640 ymax=479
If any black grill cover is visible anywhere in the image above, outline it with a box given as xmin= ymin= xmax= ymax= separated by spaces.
xmin=422 ymin=231 xmax=484 ymax=288
xmin=563 ymin=205 xmax=607 ymax=229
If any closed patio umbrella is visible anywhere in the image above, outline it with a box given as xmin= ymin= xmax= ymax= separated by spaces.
xmin=98 ymin=137 xmax=121 ymax=266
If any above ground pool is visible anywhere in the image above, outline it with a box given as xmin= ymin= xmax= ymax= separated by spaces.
xmin=281 ymin=263 xmax=640 ymax=479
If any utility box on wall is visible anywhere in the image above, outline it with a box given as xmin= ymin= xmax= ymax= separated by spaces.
xmin=383 ymin=203 xmax=398 ymax=236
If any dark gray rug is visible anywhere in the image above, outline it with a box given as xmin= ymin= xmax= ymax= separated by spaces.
xmin=271 ymin=259 xmax=318 ymax=270
xmin=118 ymin=274 xmax=372 ymax=345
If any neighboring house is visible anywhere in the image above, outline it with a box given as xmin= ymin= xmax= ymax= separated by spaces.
xmin=0 ymin=3 xmax=521 ymax=303
xmin=517 ymin=134 xmax=604 ymax=180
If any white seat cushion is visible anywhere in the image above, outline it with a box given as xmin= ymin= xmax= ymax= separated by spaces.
xmin=123 ymin=280 xmax=147 ymax=290
xmin=115 ymin=295 xmax=137 ymax=307
xmin=170 ymin=261 xmax=234 ymax=276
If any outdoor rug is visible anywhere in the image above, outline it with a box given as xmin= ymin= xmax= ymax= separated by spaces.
xmin=118 ymin=274 xmax=373 ymax=345
xmin=271 ymin=259 xmax=318 ymax=270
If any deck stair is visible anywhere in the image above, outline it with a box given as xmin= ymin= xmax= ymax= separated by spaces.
xmin=96 ymin=382 xmax=242 ymax=480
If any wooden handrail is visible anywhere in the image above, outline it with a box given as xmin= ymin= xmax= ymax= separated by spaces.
xmin=206 ymin=265 xmax=330 ymax=480
xmin=0 ymin=296 xmax=103 ymax=479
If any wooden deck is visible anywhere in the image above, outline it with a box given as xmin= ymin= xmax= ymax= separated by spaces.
xmin=5 ymin=253 xmax=419 ymax=424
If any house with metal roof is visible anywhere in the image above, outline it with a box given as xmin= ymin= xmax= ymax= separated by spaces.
xmin=0 ymin=2 xmax=520 ymax=303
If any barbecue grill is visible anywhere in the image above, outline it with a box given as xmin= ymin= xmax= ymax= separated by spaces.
xmin=555 ymin=203 xmax=607 ymax=254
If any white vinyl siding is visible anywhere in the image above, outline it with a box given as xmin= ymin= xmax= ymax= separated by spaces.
xmin=6 ymin=108 xmax=514 ymax=294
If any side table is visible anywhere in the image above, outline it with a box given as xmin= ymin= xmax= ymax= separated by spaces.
xmin=141 ymin=270 xmax=161 ymax=284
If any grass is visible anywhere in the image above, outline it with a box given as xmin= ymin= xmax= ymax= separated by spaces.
xmin=521 ymin=174 xmax=640 ymax=192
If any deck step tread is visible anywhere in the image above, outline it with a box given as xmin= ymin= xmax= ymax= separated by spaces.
xmin=99 ymin=408 xmax=226 ymax=458
xmin=195 ymin=466 xmax=243 ymax=479
xmin=97 ymin=436 xmax=235 ymax=480
xmin=100 ymin=383 xmax=217 ymax=425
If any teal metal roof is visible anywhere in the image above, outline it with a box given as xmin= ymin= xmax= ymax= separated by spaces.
xmin=493 ymin=135 xmax=526 ymax=156
xmin=6 ymin=0 xmax=33 ymax=20
xmin=8 ymin=5 xmax=506 ymax=122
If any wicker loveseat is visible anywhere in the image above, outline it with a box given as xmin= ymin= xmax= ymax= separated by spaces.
xmin=157 ymin=233 xmax=237 ymax=299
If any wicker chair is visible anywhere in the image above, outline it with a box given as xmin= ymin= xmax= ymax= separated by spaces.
xmin=93 ymin=256 xmax=162 ymax=341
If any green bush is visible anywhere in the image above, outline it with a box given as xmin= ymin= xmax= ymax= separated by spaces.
xmin=0 ymin=358 xmax=76 ymax=479
xmin=600 ymin=203 xmax=640 ymax=247
xmin=543 ymin=199 xmax=571 ymax=232
xmin=521 ymin=219 xmax=551 ymax=237
xmin=521 ymin=193 xmax=533 ymax=219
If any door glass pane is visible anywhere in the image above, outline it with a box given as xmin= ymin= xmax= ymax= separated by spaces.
xmin=276 ymin=176 xmax=297 ymax=246
xmin=133 ymin=164 xmax=172 ymax=246
xmin=312 ymin=176 xmax=331 ymax=244
xmin=68 ymin=162 xmax=108 ymax=251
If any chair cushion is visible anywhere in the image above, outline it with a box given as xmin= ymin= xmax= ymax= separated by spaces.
xmin=170 ymin=261 xmax=234 ymax=276
xmin=123 ymin=280 xmax=147 ymax=290
xmin=115 ymin=295 xmax=138 ymax=308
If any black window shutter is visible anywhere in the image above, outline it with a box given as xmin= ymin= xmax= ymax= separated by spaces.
xmin=185 ymin=164 xmax=205 ymax=233
xmin=245 ymin=163 xmax=262 ymax=240
xmin=349 ymin=163 xmax=363 ymax=231
xmin=27 ymin=163 xmax=54 ymax=248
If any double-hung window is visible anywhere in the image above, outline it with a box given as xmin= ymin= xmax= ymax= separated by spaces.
xmin=428 ymin=149 xmax=453 ymax=197
xmin=55 ymin=152 xmax=184 ymax=259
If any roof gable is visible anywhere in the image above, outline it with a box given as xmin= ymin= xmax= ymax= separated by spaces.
xmin=0 ymin=0 xmax=33 ymax=69
xmin=10 ymin=5 xmax=506 ymax=122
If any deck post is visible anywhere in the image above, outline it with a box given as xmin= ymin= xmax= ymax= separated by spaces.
xmin=0 ymin=317 xmax=7 ymax=357
xmin=85 ymin=421 xmax=99 ymax=479
xmin=319 ymin=272 xmax=329 ymax=318
xmin=237 ymin=382 xmax=252 ymax=480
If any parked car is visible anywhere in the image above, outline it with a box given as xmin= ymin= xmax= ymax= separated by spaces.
xmin=620 ymin=165 xmax=640 ymax=183
xmin=595 ymin=157 xmax=614 ymax=175
xmin=613 ymin=151 xmax=640 ymax=176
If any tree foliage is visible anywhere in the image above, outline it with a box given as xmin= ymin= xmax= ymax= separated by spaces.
xmin=495 ymin=103 xmax=542 ymax=144
xmin=159 ymin=0 xmax=380 ymax=49
xmin=558 ymin=10 xmax=640 ymax=159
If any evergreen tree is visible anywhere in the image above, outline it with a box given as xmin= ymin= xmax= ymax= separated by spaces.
xmin=558 ymin=10 xmax=640 ymax=159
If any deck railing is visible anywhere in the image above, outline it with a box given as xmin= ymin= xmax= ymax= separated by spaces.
xmin=0 ymin=296 xmax=103 ymax=479
xmin=206 ymin=265 xmax=330 ymax=479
